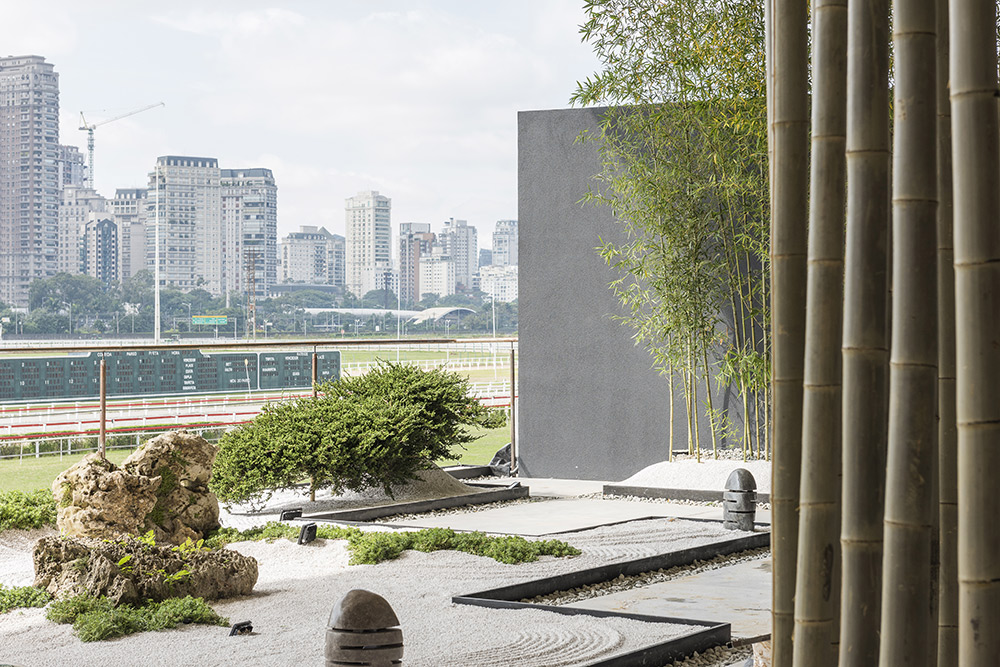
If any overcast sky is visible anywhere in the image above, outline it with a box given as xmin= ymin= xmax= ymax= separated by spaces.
xmin=2 ymin=1 xmax=600 ymax=241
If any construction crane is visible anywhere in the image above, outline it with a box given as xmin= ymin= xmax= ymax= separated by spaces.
xmin=78 ymin=102 xmax=165 ymax=188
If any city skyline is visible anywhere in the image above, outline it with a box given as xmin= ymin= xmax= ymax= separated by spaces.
xmin=0 ymin=1 xmax=599 ymax=241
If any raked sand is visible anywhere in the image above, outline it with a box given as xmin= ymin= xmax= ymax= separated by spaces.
xmin=0 ymin=464 xmax=758 ymax=666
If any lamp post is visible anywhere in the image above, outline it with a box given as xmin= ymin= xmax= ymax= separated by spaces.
xmin=491 ymin=293 xmax=497 ymax=379
xmin=185 ymin=303 xmax=191 ymax=332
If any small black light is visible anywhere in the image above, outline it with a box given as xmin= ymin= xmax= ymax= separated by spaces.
xmin=229 ymin=620 xmax=253 ymax=636
xmin=298 ymin=522 xmax=317 ymax=545
xmin=279 ymin=508 xmax=303 ymax=521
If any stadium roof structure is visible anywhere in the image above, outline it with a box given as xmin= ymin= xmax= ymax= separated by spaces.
xmin=302 ymin=306 xmax=476 ymax=323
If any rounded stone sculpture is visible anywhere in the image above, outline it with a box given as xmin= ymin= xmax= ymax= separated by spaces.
xmin=723 ymin=468 xmax=758 ymax=531
xmin=33 ymin=534 xmax=258 ymax=606
xmin=52 ymin=430 xmax=221 ymax=544
xmin=326 ymin=589 xmax=403 ymax=666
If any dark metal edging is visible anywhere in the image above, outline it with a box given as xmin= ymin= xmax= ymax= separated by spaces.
xmin=304 ymin=484 xmax=529 ymax=522
xmin=457 ymin=532 xmax=770 ymax=602
xmin=452 ymin=532 xmax=770 ymax=667
xmin=442 ymin=464 xmax=494 ymax=479
xmin=604 ymin=484 xmax=771 ymax=504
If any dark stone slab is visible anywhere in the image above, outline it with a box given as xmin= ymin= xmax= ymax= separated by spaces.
xmin=304 ymin=484 xmax=529 ymax=523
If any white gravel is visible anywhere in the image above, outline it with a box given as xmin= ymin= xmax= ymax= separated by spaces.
xmin=0 ymin=515 xmax=748 ymax=666
xmin=617 ymin=457 xmax=771 ymax=494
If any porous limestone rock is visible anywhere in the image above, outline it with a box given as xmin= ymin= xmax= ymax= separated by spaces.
xmin=51 ymin=453 xmax=160 ymax=540
xmin=33 ymin=534 xmax=258 ymax=605
xmin=52 ymin=430 xmax=221 ymax=544
xmin=121 ymin=431 xmax=221 ymax=544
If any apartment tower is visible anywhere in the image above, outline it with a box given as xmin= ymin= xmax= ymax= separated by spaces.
xmin=398 ymin=222 xmax=435 ymax=306
xmin=0 ymin=56 xmax=60 ymax=306
xmin=221 ymin=168 xmax=277 ymax=298
xmin=146 ymin=156 xmax=222 ymax=294
xmin=344 ymin=190 xmax=391 ymax=298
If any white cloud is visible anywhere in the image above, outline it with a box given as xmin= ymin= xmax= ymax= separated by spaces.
xmin=36 ymin=0 xmax=600 ymax=239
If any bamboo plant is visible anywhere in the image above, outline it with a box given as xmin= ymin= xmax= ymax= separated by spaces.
xmin=878 ymin=0 xmax=939 ymax=662
xmin=769 ymin=0 xmax=809 ymax=663
xmin=949 ymin=0 xmax=1000 ymax=663
xmin=792 ymin=0 xmax=848 ymax=663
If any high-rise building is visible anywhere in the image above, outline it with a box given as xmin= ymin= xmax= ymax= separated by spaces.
xmin=0 ymin=56 xmax=60 ymax=306
xmin=108 ymin=188 xmax=147 ymax=281
xmin=439 ymin=218 xmax=477 ymax=292
xmin=82 ymin=217 xmax=118 ymax=285
xmin=58 ymin=145 xmax=87 ymax=189
xmin=345 ymin=190 xmax=391 ymax=298
xmin=57 ymin=187 xmax=106 ymax=275
xmin=419 ymin=246 xmax=455 ymax=299
xmin=479 ymin=248 xmax=493 ymax=268
xmin=146 ymin=156 xmax=222 ymax=294
xmin=279 ymin=225 xmax=344 ymax=286
xmin=492 ymin=219 xmax=518 ymax=266
xmin=398 ymin=222 xmax=435 ymax=306
xmin=221 ymin=168 xmax=277 ymax=298
xmin=479 ymin=264 xmax=519 ymax=303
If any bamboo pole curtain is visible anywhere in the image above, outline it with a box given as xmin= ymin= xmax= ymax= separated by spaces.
xmin=766 ymin=0 xmax=1000 ymax=664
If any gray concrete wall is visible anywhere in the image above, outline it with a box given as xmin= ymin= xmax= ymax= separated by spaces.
xmin=517 ymin=107 xmax=754 ymax=481
xmin=517 ymin=107 xmax=673 ymax=481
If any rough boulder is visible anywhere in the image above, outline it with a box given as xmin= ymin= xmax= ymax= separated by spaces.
xmin=33 ymin=534 xmax=258 ymax=606
xmin=52 ymin=430 xmax=221 ymax=544
xmin=52 ymin=454 xmax=159 ymax=540
xmin=122 ymin=431 xmax=221 ymax=544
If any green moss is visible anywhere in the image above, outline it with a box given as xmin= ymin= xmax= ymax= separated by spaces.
xmin=59 ymin=482 xmax=73 ymax=509
xmin=155 ymin=466 xmax=177 ymax=496
xmin=143 ymin=466 xmax=177 ymax=529
xmin=71 ymin=556 xmax=89 ymax=573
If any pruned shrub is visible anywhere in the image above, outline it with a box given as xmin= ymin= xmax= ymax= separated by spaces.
xmin=210 ymin=363 xmax=502 ymax=508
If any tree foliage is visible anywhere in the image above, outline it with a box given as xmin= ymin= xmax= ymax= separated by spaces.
xmin=210 ymin=363 xmax=503 ymax=508
xmin=573 ymin=0 xmax=769 ymax=457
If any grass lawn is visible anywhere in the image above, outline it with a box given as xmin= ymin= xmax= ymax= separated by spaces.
xmin=438 ymin=426 xmax=510 ymax=467
xmin=0 ymin=448 xmax=135 ymax=494
xmin=0 ymin=426 xmax=510 ymax=494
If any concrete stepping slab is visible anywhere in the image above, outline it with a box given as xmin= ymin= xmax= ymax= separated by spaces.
xmin=390 ymin=497 xmax=769 ymax=536
xmin=563 ymin=555 xmax=772 ymax=642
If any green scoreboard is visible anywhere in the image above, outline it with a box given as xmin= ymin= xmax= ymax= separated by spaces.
xmin=0 ymin=349 xmax=340 ymax=402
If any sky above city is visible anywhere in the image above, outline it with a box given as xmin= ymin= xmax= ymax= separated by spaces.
xmin=2 ymin=0 xmax=601 ymax=240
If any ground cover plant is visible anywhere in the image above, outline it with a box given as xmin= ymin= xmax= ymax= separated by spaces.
xmin=211 ymin=363 xmax=504 ymax=508
xmin=203 ymin=522 xmax=580 ymax=565
xmin=46 ymin=594 xmax=228 ymax=642
xmin=0 ymin=583 xmax=51 ymax=614
xmin=0 ymin=489 xmax=56 ymax=530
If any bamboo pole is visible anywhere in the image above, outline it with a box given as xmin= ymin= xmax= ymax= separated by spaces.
xmin=769 ymin=0 xmax=809 ymax=662
xmin=934 ymin=0 xmax=956 ymax=661
xmin=950 ymin=0 xmax=1000 ymax=663
xmin=839 ymin=0 xmax=891 ymax=663
xmin=792 ymin=0 xmax=847 ymax=662
xmin=879 ymin=0 xmax=939 ymax=661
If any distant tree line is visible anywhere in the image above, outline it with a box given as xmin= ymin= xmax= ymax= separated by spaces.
xmin=0 ymin=272 xmax=517 ymax=338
